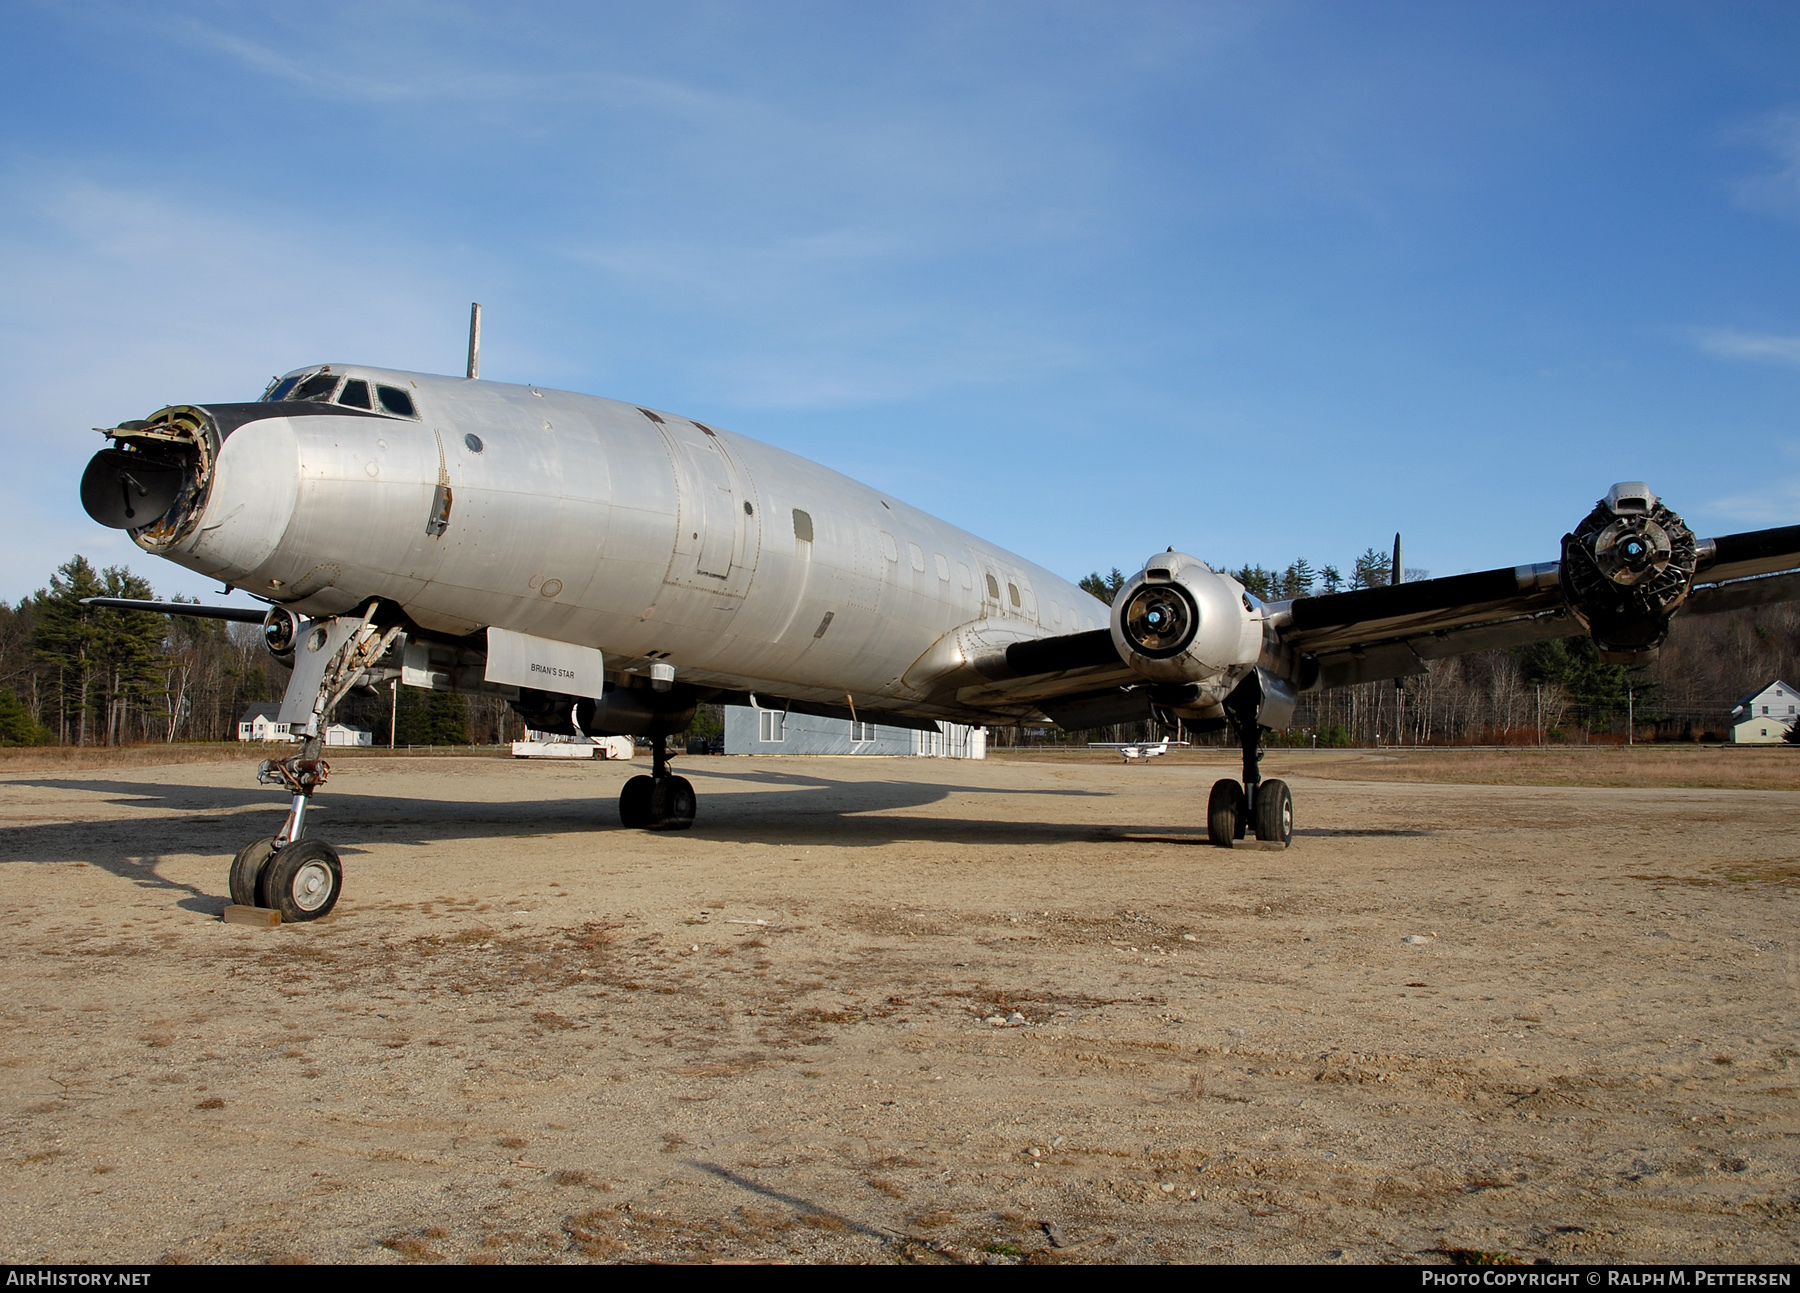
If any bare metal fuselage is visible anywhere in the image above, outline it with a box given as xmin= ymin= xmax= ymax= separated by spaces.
xmin=138 ymin=365 xmax=1113 ymax=717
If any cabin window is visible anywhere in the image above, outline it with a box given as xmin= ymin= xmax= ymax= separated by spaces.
xmin=879 ymin=531 xmax=898 ymax=563
xmin=292 ymin=373 xmax=340 ymax=402
xmin=985 ymin=573 xmax=1000 ymax=601
xmin=377 ymin=385 xmax=418 ymax=418
xmin=957 ymin=562 xmax=973 ymax=589
xmin=759 ymin=710 xmax=785 ymax=742
xmin=792 ymin=509 xmax=814 ymax=543
xmin=266 ymin=377 xmax=300 ymax=402
xmin=1008 ymin=582 xmax=1021 ymax=608
xmin=1050 ymin=600 xmax=1061 ymax=626
xmin=337 ymin=379 xmax=372 ymax=409
xmin=908 ymin=542 xmax=925 ymax=572
xmin=934 ymin=553 xmax=950 ymax=581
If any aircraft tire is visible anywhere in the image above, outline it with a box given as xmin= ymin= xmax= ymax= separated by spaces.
xmin=649 ymin=776 xmax=696 ymax=831
xmin=229 ymin=836 xmax=277 ymax=908
xmin=620 ymin=775 xmax=655 ymax=828
xmin=259 ymin=840 xmax=342 ymax=922
xmin=1254 ymin=779 xmax=1294 ymax=848
xmin=1206 ymin=779 xmax=1242 ymax=847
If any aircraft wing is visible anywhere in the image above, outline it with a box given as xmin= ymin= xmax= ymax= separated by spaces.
xmin=916 ymin=516 xmax=1800 ymax=724
xmin=1274 ymin=520 xmax=1800 ymax=690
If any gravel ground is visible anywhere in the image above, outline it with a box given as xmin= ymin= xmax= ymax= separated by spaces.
xmin=0 ymin=751 xmax=1795 ymax=1264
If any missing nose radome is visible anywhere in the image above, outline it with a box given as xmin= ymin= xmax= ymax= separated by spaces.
xmin=80 ymin=447 xmax=186 ymax=529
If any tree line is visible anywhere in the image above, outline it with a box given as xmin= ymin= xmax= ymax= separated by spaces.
xmin=0 ymin=555 xmax=525 ymax=748
xmin=3 ymin=550 xmax=1793 ymax=750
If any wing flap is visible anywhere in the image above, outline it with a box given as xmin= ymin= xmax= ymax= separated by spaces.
xmin=1280 ymin=564 xmax=1562 ymax=654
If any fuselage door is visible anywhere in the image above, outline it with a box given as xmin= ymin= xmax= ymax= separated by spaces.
xmin=657 ymin=417 xmax=758 ymax=597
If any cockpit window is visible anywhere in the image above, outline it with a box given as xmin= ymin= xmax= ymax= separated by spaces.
xmin=377 ymin=385 xmax=417 ymax=418
xmin=338 ymin=379 xmax=372 ymax=409
xmin=291 ymin=373 xmax=340 ymax=402
xmin=266 ymin=377 xmax=300 ymax=402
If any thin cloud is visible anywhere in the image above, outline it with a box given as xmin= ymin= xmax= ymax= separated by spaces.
xmin=171 ymin=12 xmax=757 ymax=116
xmin=1731 ymin=111 xmax=1800 ymax=217
xmin=1695 ymin=328 xmax=1800 ymax=367
xmin=1708 ymin=482 xmax=1800 ymax=525
xmin=0 ymin=164 xmax=466 ymax=604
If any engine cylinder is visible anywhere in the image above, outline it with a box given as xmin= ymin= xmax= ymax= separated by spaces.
xmin=1109 ymin=553 xmax=1262 ymax=684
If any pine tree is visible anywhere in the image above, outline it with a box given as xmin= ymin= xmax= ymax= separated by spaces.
xmin=0 ymin=689 xmax=49 ymax=745
xmin=1079 ymin=568 xmax=1127 ymax=605
xmin=1351 ymin=547 xmax=1393 ymax=590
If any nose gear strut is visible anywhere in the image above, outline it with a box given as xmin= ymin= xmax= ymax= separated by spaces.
xmin=230 ymin=604 xmax=402 ymax=922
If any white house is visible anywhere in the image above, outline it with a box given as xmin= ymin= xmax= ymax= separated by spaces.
xmin=237 ymin=705 xmax=370 ymax=746
xmin=237 ymin=704 xmax=293 ymax=742
xmin=1730 ymin=680 xmax=1798 ymax=744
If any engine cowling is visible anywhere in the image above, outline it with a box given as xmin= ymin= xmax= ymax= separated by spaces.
xmin=1559 ymin=482 xmax=1697 ymax=664
xmin=1109 ymin=552 xmax=1263 ymax=684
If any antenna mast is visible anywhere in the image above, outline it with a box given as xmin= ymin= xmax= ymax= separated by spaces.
xmin=466 ymin=303 xmax=482 ymax=380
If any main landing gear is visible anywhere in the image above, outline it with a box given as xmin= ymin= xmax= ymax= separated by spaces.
xmin=1206 ymin=692 xmax=1294 ymax=849
xmin=619 ymin=736 xmax=696 ymax=830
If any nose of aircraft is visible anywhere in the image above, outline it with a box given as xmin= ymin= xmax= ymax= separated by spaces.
xmin=79 ymin=406 xmax=301 ymax=583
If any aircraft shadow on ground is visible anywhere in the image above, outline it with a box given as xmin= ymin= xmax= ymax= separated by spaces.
xmin=0 ymin=769 xmax=1231 ymax=886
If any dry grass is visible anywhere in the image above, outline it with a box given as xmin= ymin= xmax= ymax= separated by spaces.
xmin=1289 ymin=746 xmax=1800 ymax=789
xmin=993 ymin=744 xmax=1800 ymax=790
xmin=0 ymin=742 xmax=512 ymax=774
xmin=378 ymin=1232 xmax=444 ymax=1262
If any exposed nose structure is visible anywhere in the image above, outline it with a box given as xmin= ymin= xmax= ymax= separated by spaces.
xmin=80 ymin=404 xmax=301 ymax=585
xmin=80 ymin=441 xmax=186 ymax=528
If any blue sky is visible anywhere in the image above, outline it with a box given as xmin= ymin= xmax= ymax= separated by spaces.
xmin=4 ymin=2 xmax=1800 ymax=607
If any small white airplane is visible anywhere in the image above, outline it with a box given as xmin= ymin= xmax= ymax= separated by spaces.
xmin=76 ymin=309 xmax=1800 ymax=920
xmin=1091 ymin=739 xmax=1172 ymax=764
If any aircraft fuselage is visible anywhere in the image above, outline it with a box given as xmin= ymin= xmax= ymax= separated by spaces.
xmin=132 ymin=365 xmax=1111 ymax=714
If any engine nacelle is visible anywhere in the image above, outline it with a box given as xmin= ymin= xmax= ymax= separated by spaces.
xmin=1560 ymin=482 xmax=1697 ymax=664
xmin=512 ymin=682 xmax=697 ymax=739
xmin=1109 ymin=553 xmax=1263 ymax=684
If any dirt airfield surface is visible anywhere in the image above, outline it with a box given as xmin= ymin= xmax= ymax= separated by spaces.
xmin=0 ymin=747 xmax=1796 ymax=1265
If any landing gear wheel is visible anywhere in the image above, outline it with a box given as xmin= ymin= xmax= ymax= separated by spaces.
xmin=229 ymin=837 xmax=276 ymax=907
xmin=1207 ymin=779 xmax=1245 ymax=847
xmin=1254 ymin=778 xmax=1294 ymax=848
xmin=620 ymin=775 xmax=655 ymax=828
xmin=648 ymin=776 xmax=696 ymax=831
xmin=259 ymin=839 xmax=342 ymax=922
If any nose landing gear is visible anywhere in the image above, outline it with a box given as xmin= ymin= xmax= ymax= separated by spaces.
xmin=227 ymin=605 xmax=400 ymax=923
xmin=240 ymin=741 xmax=344 ymax=919
xmin=619 ymin=736 xmax=696 ymax=830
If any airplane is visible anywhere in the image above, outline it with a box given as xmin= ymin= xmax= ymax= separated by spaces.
xmin=75 ymin=310 xmax=1800 ymax=922
xmin=1091 ymin=739 xmax=1174 ymax=764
